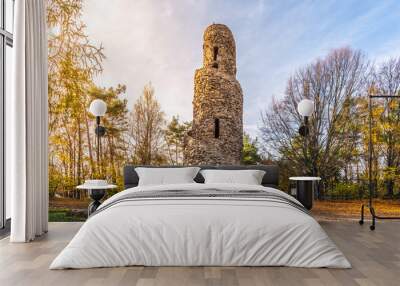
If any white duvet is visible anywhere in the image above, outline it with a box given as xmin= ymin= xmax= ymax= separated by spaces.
xmin=50 ymin=183 xmax=351 ymax=269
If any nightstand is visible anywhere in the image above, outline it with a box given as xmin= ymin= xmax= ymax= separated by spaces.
xmin=289 ymin=177 xmax=321 ymax=210
xmin=77 ymin=182 xmax=117 ymax=216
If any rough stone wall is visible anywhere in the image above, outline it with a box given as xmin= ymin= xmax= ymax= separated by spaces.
xmin=184 ymin=24 xmax=243 ymax=165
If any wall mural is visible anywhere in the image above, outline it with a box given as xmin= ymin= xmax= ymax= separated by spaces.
xmin=47 ymin=0 xmax=400 ymax=221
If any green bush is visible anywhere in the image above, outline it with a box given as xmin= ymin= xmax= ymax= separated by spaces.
xmin=326 ymin=183 xmax=361 ymax=199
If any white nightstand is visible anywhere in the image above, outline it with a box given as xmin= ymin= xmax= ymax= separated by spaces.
xmin=77 ymin=182 xmax=117 ymax=215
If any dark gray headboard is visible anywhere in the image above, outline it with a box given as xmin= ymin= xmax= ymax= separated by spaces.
xmin=123 ymin=165 xmax=279 ymax=189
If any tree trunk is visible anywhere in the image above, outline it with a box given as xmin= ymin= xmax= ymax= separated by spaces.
xmin=85 ymin=113 xmax=96 ymax=176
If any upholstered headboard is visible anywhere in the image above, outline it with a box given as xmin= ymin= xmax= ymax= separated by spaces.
xmin=123 ymin=165 xmax=279 ymax=189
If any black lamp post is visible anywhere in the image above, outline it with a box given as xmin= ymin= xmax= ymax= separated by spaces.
xmin=297 ymin=99 xmax=315 ymax=174
xmin=297 ymin=99 xmax=314 ymax=137
xmin=86 ymin=99 xmax=108 ymax=215
xmin=89 ymin=99 xmax=107 ymax=173
xmin=292 ymin=99 xmax=317 ymax=209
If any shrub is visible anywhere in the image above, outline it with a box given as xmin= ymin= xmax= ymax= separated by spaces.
xmin=326 ymin=183 xmax=361 ymax=200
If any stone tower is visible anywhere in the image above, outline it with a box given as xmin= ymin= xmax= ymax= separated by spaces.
xmin=184 ymin=24 xmax=243 ymax=165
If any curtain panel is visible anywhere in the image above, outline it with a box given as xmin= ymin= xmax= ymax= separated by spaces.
xmin=9 ymin=0 xmax=48 ymax=242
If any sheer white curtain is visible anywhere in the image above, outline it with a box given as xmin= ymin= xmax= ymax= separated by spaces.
xmin=8 ymin=0 xmax=48 ymax=242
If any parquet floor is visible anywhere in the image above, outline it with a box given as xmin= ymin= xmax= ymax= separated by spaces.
xmin=0 ymin=221 xmax=399 ymax=286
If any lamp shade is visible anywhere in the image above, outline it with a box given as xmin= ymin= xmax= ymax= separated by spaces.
xmin=297 ymin=99 xmax=314 ymax=117
xmin=89 ymin=99 xmax=107 ymax=117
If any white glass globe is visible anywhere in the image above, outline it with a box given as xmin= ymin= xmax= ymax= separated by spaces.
xmin=89 ymin=99 xmax=107 ymax=117
xmin=297 ymin=99 xmax=314 ymax=117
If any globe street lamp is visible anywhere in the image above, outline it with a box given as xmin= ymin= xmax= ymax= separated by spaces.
xmin=89 ymin=99 xmax=107 ymax=171
xmin=297 ymin=99 xmax=314 ymax=137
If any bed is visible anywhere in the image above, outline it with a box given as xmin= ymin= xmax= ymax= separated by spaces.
xmin=50 ymin=165 xmax=350 ymax=269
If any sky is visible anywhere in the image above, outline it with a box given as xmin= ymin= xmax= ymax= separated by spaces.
xmin=81 ymin=0 xmax=400 ymax=137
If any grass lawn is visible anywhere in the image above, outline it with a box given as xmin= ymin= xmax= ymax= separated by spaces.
xmin=49 ymin=208 xmax=87 ymax=222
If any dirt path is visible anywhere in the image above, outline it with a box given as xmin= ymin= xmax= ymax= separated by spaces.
xmin=312 ymin=199 xmax=400 ymax=220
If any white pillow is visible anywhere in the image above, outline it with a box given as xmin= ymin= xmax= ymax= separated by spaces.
xmin=200 ymin=169 xmax=266 ymax=185
xmin=135 ymin=167 xmax=200 ymax=186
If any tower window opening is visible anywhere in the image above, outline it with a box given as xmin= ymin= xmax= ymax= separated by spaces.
xmin=214 ymin=118 xmax=220 ymax=138
xmin=212 ymin=46 xmax=219 ymax=69
xmin=213 ymin=47 xmax=219 ymax=60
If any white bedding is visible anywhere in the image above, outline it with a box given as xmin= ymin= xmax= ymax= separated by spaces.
xmin=50 ymin=183 xmax=351 ymax=269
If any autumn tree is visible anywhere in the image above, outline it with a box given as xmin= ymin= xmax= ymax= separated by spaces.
xmin=370 ymin=58 xmax=400 ymax=197
xmin=241 ymin=133 xmax=262 ymax=165
xmin=48 ymin=0 xmax=104 ymax=196
xmin=130 ymin=83 xmax=167 ymax=165
xmin=47 ymin=0 xmax=129 ymax=197
xmin=165 ymin=116 xmax=191 ymax=165
xmin=87 ymin=85 xmax=129 ymax=181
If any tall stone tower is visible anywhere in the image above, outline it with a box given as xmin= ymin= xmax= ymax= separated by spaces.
xmin=184 ymin=24 xmax=243 ymax=165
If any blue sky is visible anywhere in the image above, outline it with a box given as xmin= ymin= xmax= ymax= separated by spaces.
xmin=82 ymin=0 xmax=400 ymax=137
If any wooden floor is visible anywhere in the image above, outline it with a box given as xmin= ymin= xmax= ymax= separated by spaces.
xmin=0 ymin=221 xmax=399 ymax=286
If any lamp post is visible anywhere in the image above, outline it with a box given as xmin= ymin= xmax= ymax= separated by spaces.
xmin=297 ymin=99 xmax=314 ymax=136
xmin=297 ymin=99 xmax=315 ymax=176
xmin=80 ymin=99 xmax=108 ymax=216
xmin=293 ymin=99 xmax=319 ymax=207
xmin=89 ymin=99 xmax=107 ymax=174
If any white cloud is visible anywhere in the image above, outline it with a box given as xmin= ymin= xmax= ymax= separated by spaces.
xmin=82 ymin=0 xmax=209 ymax=121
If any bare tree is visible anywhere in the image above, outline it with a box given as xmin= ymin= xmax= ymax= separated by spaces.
xmin=260 ymin=47 xmax=369 ymax=194
xmin=130 ymin=83 xmax=167 ymax=165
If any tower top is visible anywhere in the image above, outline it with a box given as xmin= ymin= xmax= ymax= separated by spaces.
xmin=202 ymin=24 xmax=236 ymax=75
